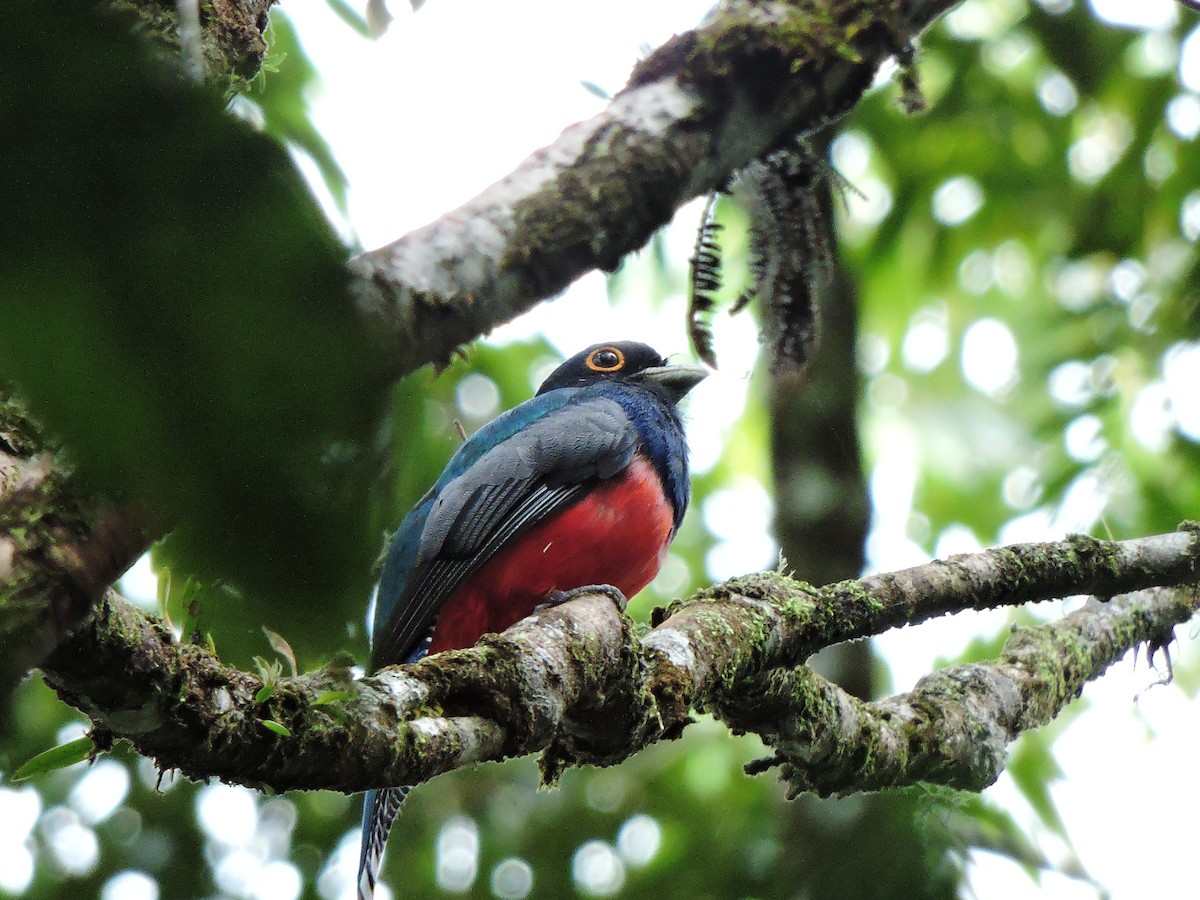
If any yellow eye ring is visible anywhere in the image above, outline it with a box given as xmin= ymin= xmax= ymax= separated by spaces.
xmin=585 ymin=346 xmax=625 ymax=373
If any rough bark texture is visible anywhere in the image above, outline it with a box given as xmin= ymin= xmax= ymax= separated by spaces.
xmin=110 ymin=0 xmax=277 ymax=91
xmin=351 ymin=0 xmax=960 ymax=378
xmin=35 ymin=530 xmax=1200 ymax=794
xmin=726 ymin=587 xmax=1190 ymax=797
xmin=0 ymin=400 xmax=152 ymax=692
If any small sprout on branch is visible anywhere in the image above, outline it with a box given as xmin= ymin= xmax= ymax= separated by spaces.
xmin=313 ymin=689 xmax=355 ymax=706
xmin=253 ymin=656 xmax=284 ymax=704
xmin=262 ymin=626 xmax=298 ymax=678
xmin=12 ymin=737 xmax=94 ymax=781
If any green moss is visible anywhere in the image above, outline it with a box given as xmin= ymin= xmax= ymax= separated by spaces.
xmin=627 ymin=0 xmax=889 ymax=113
xmin=106 ymin=0 xmax=268 ymax=96
xmin=0 ymin=396 xmax=46 ymax=459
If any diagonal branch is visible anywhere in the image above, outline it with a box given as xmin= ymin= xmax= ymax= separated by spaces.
xmin=351 ymin=0 xmax=960 ymax=377
xmin=35 ymin=529 xmax=1200 ymax=794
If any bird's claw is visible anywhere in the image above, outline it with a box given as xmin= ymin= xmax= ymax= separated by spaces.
xmin=535 ymin=584 xmax=628 ymax=613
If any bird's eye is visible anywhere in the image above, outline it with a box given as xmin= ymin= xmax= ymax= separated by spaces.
xmin=586 ymin=347 xmax=625 ymax=373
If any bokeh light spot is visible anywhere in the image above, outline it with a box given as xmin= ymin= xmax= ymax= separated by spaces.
xmin=196 ymin=784 xmax=258 ymax=848
xmin=932 ymin=175 xmax=984 ymax=226
xmin=101 ymin=870 xmax=159 ymax=900
xmin=616 ymin=814 xmax=661 ymax=868
xmin=572 ymin=841 xmax=625 ymax=896
xmin=70 ymin=759 xmax=131 ymax=825
xmin=961 ymin=318 xmax=1018 ymax=396
xmin=455 ymin=373 xmax=500 ymax=420
xmin=491 ymin=857 xmax=534 ymax=899
xmin=436 ymin=816 xmax=479 ymax=893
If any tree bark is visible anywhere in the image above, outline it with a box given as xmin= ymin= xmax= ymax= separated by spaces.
xmin=111 ymin=0 xmax=277 ymax=91
xmin=0 ymin=401 xmax=153 ymax=694
xmin=351 ymin=0 xmax=960 ymax=378
xmin=35 ymin=530 xmax=1200 ymax=794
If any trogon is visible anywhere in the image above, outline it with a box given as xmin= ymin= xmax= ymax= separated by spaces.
xmin=357 ymin=341 xmax=706 ymax=899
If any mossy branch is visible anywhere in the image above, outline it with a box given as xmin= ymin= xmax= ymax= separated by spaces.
xmin=0 ymin=401 xmax=152 ymax=691
xmin=92 ymin=0 xmax=961 ymax=380
xmin=721 ymin=587 xmax=1194 ymax=798
xmin=647 ymin=529 xmax=1200 ymax=686
xmin=34 ymin=530 xmax=1200 ymax=795
xmin=351 ymin=0 xmax=960 ymax=377
xmin=109 ymin=0 xmax=277 ymax=92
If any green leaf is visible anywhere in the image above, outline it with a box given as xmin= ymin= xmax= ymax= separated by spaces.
xmin=12 ymin=737 xmax=94 ymax=781
xmin=322 ymin=0 xmax=373 ymax=38
xmin=255 ymin=683 xmax=276 ymax=704
xmin=156 ymin=566 xmax=172 ymax=621
xmin=263 ymin=627 xmax=298 ymax=678
xmin=253 ymin=656 xmax=283 ymax=687
xmin=262 ymin=720 xmax=292 ymax=737
xmin=313 ymin=690 xmax=354 ymax=705
xmin=1008 ymin=733 xmax=1069 ymax=840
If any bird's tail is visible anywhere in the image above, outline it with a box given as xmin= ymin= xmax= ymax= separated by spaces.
xmin=357 ymin=786 xmax=411 ymax=900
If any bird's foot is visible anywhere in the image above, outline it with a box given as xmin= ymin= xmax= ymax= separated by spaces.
xmin=536 ymin=584 xmax=628 ymax=613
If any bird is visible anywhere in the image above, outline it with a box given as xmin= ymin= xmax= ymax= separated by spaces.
xmin=357 ymin=340 xmax=706 ymax=899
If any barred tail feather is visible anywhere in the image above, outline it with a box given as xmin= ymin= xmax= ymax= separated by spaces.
xmin=358 ymin=786 xmax=411 ymax=900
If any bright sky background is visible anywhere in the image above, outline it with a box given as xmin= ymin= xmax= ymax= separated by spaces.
xmin=6 ymin=1 xmax=1200 ymax=899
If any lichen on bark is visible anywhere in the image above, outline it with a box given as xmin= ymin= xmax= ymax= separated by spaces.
xmin=0 ymin=401 xmax=149 ymax=691
xmin=26 ymin=532 xmax=1200 ymax=796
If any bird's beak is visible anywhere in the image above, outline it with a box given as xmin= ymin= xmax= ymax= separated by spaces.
xmin=637 ymin=363 xmax=709 ymax=403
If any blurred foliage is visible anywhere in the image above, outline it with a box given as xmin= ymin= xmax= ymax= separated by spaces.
xmin=3 ymin=0 xmax=1200 ymax=899
xmin=240 ymin=14 xmax=355 ymax=225
xmin=0 ymin=0 xmax=389 ymax=644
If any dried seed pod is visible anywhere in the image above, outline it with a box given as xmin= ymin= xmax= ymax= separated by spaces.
xmin=687 ymin=192 xmax=724 ymax=369
xmin=731 ymin=139 xmax=830 ymax=374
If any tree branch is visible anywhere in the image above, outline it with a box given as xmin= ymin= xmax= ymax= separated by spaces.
xmin=725 ymin=587 xmax=1193 ymax=797
xmin=35 ymin=530 xmax=1200 ymax=793
xmin=111 ymin=0 xmax=278 ymax=91
xmin=643 ymin=529 xmax=1200 ymax=692
xmin=0 ymin=399 xmax=153 ymax=691
xmin=351 ymin=0 xmax=960 ymax=377
xmin=2 ymin=0 xmax=963 ymax=689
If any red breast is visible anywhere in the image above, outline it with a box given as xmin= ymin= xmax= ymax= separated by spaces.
xmin=426 ymin=453 xmax=674 ymax=654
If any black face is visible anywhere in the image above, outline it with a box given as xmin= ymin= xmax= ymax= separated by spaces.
xmin=536 ymin=341 xmax=670 ymax=394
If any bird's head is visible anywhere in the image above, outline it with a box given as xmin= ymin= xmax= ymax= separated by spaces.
xmin=536 ymin=341 xmax=708 ymax=404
